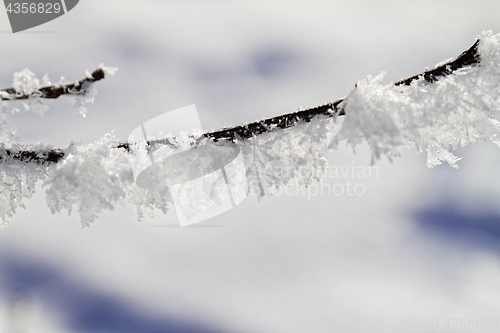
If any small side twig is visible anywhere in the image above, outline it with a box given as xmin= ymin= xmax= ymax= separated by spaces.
xmin=1 ymin=68 xmax=106 ymax=101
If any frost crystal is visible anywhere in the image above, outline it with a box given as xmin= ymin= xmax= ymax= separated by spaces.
xmin=240 ymin=116 xmax=339 ymax=198
xmin=0 ymin=101 xmax=18 ymax=148
xmin=41 ymin=132 xmax=173 ymax=227
xmin=43 ymin=133 xmax=134 ymax=227
xmin=0 ymin=146 xmax=48 ymax=228
xmin=66 ymin=64 xmax=118 ymax=117
xmin=12 ymin=68 xmax=40 ymax=95
xmin=336 ymin=30 xmax=500 ymax=168
xmin=64 ymin=82 xmax=98 ymax=118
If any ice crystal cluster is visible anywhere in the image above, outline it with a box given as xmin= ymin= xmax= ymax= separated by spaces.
xmin=337 ymin=31 xmax=500 ymax=168
xmin=0 ymin=32 xmax=499 ymax=227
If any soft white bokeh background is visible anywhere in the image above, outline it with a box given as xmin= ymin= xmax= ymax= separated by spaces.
xmin=1 ymin=1 xmax=500 ymax=332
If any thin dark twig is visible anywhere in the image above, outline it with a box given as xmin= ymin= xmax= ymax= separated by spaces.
xmin=1 ymin=68 xmax=106 ymax=101
xmin=0 ymin=39 xmax=482 ymax=164
xmin=394 ymin=39 xmax=479 ymax=86
xmin=2 ymin=148 xmax=65 ymax=164
xmin=204 ymin=39 xmax=480 ymax=142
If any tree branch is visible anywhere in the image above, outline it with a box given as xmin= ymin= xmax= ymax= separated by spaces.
xmin=204 ymin=39 xmax=480 ymax=142
xmin=0 ymin=68 xmax=106 ymax=101
xmin=0 ymin=39 xmax=482 ymax=164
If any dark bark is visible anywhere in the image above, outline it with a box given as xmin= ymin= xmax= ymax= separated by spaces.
xmin=1 ymin=68 xmax=106 ymax=101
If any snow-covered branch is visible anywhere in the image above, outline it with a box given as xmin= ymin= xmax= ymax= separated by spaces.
xmin=0 ymin=31 xmax=498 ymax=228
xmin=0 ymin=68 xmax=106 ymax=101
xmin=0 ymin=37 xmax=483 ymax=164
xmin=206 ymin=38 xmax=481 ymax=142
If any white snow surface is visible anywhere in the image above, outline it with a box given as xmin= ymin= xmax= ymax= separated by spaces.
xmin=0 ymin=32 xmax=499 ymax=227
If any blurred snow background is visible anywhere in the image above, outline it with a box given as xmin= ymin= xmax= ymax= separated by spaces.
xmin=1 ymin=0 xmax=500 ymax=332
